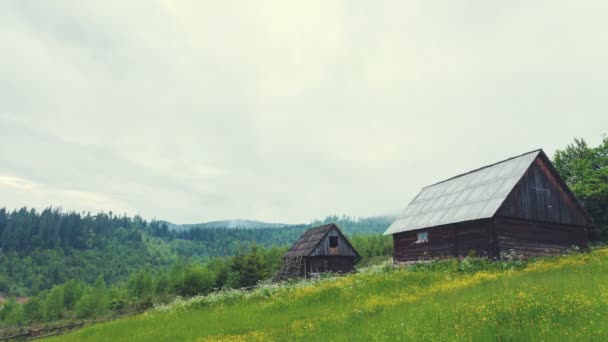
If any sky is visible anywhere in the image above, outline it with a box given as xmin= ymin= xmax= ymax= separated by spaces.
xmin=1 ymin=1 xmax=607 ymax=224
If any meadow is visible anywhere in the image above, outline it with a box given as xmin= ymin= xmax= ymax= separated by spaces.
xmin=49 ymin=247 xmax=608 ymax=341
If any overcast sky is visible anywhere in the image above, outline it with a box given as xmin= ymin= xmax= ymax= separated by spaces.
xmin=1 ymin=1 xmax=607 ymax=224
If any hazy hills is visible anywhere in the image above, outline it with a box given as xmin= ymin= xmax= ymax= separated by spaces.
xmin=162 ymin=215 xmax=396 ymax=232
xmin=162 ymin=219 xmax=295 ymax=231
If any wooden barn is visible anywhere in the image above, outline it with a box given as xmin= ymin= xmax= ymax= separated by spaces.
xmin=384 ymin=149 xmax=593 ymax=262
xmin=274 ymin=223 xmax=360 ymax=281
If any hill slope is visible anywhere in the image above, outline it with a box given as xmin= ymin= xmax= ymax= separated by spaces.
xmin=168 ymin=219 xmax=294 ymax=231
xmin=50 ymin=247 xmax=608 ymax=341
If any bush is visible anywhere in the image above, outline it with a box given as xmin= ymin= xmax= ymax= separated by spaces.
xmin=175 ymin=265 xmax=214 ymax=297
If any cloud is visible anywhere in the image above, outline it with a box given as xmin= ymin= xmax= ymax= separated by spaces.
xmin=0 ymin=176 xmax=35 ymax=191
xmin=1 ymin=0 xmax=607 ymax=223
xmin=0 ymin=174 xmax=126 ymax=214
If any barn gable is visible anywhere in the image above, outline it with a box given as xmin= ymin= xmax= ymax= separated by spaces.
xmin=384 ymin=150 xmax=541 ymax=235
xmin=310 ymin=226 xmax=359 ymax=258
xmin=497 ymin=151 xmax=591 ymax=226
xmin=285 ymin=223 xmax=360 ymax=260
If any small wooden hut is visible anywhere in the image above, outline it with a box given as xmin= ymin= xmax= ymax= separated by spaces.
xmin=274 ymin=223 xmax=360 ymax=281
xmin=384 ymin=149 xmax=593 ymax=262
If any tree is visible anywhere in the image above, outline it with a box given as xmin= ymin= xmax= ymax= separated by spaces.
xmin=23 ymin=297 xmax=43 ymax=323
xmin=128 ymin=268 xmax=153 ymax=299
xmin=44 ymin=285 xmax=65 ymax=321
xmin=63 ymin=280 xmax=84 ymax=310
xmin=154 ymin=271 xmax=170 ymax=297
xmin=554 ymin=136 xmax=608 ymax=240
xmin=0 ymin=297 xmax=24 ymax=325
xmin=231 ymin=245 xmax=265 ymax=288
xmin=75 ymin=276 xmax=108 ymax=318
xmin=177 ymin=265 xmax=214 ymax=297
xmin=0 ymin=208 xmax=6 ymax=241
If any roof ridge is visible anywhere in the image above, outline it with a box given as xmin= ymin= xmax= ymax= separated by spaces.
xmin=423 ymin=148 xmax=542 ymax=189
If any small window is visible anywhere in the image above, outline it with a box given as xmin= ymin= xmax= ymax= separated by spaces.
xmin=416 ymin=231 xmax=428 ymax=243
xmin=329 ymin=236 xmax=339 ymax=248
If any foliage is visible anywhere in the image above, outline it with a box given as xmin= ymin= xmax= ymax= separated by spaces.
xmin=161 ymin=215 xmax=392 ymax=260
xmin=75 ymin=276 xmax=108 ymax=319
xmin=0 ymin=234 xmax=390 ymax=328
xmin=0 ymin=207 xmax=391 ymax=299
xmin=48 ymin=248 xmax=608 ymax=341
xmin=554 ymin=136 xmax=608 ymax=240
xmin=0 ymin=208 xmax=171 ymax=297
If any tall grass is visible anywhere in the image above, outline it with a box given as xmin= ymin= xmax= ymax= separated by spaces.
xmin=49 ymin=247 xmax=608 ymax=341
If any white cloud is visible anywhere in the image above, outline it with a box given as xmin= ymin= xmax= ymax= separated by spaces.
xmin=0 ymin=174 xmax=129 ymax=214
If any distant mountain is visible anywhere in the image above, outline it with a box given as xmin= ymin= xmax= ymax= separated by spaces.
xmin=163 ymin=219 xmax=295 ymax=231
xmin=162 ymin=216 xmax=398 ymax=233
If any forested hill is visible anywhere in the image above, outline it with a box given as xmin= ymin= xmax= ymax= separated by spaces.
xmin=0 ymin=208 xmax=392 ymax=297
xmin=166 ymin=219 xmax=294 ymax=231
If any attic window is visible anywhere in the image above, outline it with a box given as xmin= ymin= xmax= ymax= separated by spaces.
xmin=416 ymin=231 xmax=428 ymax=243
xmin=329 ymin=236 xmax=339 ymax=248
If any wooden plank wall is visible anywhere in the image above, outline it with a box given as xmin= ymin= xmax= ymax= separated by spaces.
xmin=393 ymin=226 xmax=456 ymax=261
xmin=455 ymin=221 xmax=494 ymax=258
xmin=498 ymin=157 xmax=588 ymax=226
xmin=307 ymin=256 xmax=355 ymax=273
xmin=393 ymin=220 xmax=494 ymax=262
xmin=310 ymin=228 xmax=358 ymax=257
xmin=392 ymin=215 xmax=588 ymax=262
xmin=494 ymin=217 xmax=588 ymax=257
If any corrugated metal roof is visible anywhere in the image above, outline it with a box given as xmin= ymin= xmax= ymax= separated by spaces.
xmin=384 ymin=150 xmax=541 ymax=235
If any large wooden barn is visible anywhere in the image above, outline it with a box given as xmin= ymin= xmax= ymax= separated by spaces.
xmin=384 ymin=149 xmax=593 ymax=262
xmin=274 ymin=223 xmax=360 ymax=281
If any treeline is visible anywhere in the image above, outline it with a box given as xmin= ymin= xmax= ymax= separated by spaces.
xmin=0 ymin=207 xmax=146 ymax=254
xmin=0 ymin=209 xmax=171 ymax=296
xmin=152 ymin=215 xmax=393 ymax=260
xmin=0 ymin=245 xmax=283 ymax=326
xmin=148 ymin=214 xmax=393 ymax=252
xmin=0 ymin=236 xmax=391 ymax=327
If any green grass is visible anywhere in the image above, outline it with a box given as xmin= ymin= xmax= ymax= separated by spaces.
xmin=49 ymin=248 xmax=608 ymax=341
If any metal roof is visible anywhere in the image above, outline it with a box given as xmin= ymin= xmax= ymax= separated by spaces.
xmin=384 ymin=150 xmax=541 ymax=235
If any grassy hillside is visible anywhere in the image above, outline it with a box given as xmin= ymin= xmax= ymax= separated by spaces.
xmin=49 ymin=247 xmax=608 ymax=341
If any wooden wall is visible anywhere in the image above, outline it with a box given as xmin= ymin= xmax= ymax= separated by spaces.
xmin=307 ymin=256 xmax=356 ymax=274
xmin=498 ymin=157 xmax=589 ymax=226
xmin=392 ymin=220 xmax=495 ymax=262
xmin=392 ymin=216 xmax=588 ymax=261
xmin=393 ymin=226 xmax=454 ymax=262
xmin=494 ymin=217 xmax=588 ymax=257
xmin=310 ymin=227 xmax=358 ymax=257
xmin=455 ymin=220 xmax=495 ymax=257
